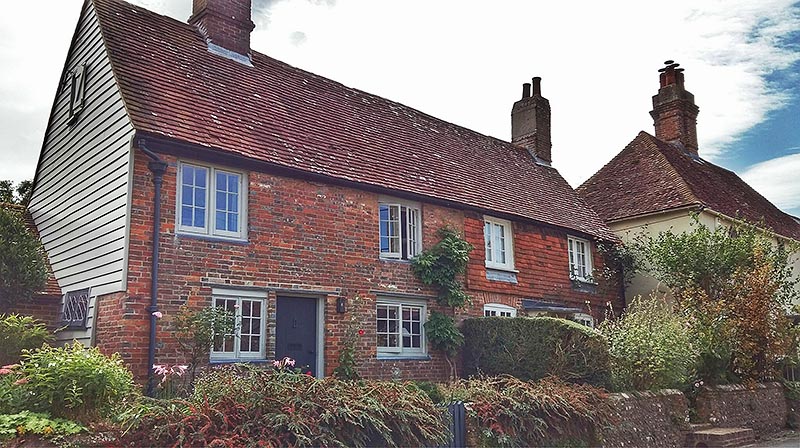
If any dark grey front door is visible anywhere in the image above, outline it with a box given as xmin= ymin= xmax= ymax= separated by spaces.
xmin=275 ymin=296 xmax=318 ymax=376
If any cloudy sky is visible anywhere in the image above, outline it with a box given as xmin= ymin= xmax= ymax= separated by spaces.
xmin=1 ymin=0 xmax=799 ymax=216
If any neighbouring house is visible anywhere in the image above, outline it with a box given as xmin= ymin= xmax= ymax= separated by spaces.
xmin=577 ymin=61 xmax=800 ymax=303
xmin=27 ymin=0 xmax=622 ymax=383
xmin=1 ymin=203 xmax=62 ymax=329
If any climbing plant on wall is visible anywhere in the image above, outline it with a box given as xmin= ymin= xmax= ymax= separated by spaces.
xmin=411 ymin=226 xmax=473 ymax=380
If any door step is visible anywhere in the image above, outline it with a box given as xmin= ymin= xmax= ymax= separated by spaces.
xmin=685 ymin=427 xmax=755 ymax=448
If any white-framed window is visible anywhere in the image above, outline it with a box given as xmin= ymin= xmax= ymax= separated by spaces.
xmin=484 ymin=216 xmax=515 ymax=271
xmin=568 ymin=236 xmax=593 ymax=282
xmin=210 ymin=289 xmax=267 ymax=361
xmin=572 ymin=313 xmax=595 ymax=328
xmin=483 ymin=303 xmax=517 ymax=317
xmin=61 ymin=287 xmax=92 ymax=329
xmin=378 ymin=198 xmax=421 ymax=260
xmin=376 ymin=298 xmax=426 ymax=357
xmin=177 ymin=162 xmax=247 ymax=240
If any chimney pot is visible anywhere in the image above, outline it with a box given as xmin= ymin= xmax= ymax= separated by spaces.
xmin=532 ymin=77 xmax=542 ymax=96
xmin=522 ymin=83 xmax=531 ymax=99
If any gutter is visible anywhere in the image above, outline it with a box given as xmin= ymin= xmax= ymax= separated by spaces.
xmin=134 ymin=136 xmax=167 ymax=397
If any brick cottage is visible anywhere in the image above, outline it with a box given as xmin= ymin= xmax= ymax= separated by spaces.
xmin=27 ymin=0 xmax=622 ymax=383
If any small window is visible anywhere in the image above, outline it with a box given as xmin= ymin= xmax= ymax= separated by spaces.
xmin=210 ymin=290 xmax=267 ymax=361
xmin=483 ymin=303 xmax=517 ymax=317
xmin=61 ymin=288 xmax=91 ymax=329
xmin=177 ymin=162 xmax=246 ymax=239
xmin=376 ymin=299 xmax=426 ymax=357
xmin=484 ymin=216 xmax=515 ymax=271
xmin=572 ymin=313 xmax=595 ymax=328
xmin=379 ymin=200 xmax=421 ymax=260
xmin=568 ymin=236 xmax=593 ymax=282
xmin=67 ymin=63 xmax=87 ymax=124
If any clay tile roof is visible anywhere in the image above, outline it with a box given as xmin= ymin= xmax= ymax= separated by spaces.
xmin=577 ymin=131 xmax=800 ymax=241
xmin=91 ymin=0 xmax=617 ymax=242
xmin=0 ymin=203 xmax=61 ymax=297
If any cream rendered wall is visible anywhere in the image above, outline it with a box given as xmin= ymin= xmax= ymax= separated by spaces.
xmin=609 ymin=209 xmax=800 ymax=307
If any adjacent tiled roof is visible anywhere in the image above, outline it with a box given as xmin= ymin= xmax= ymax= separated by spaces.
xmin=577 ymin=131 xmax=800 ymax=241
xmin=91 ymin=0 xmax=617 ymax=241
xmin=0 ymin=203 xmax=61 ymax=297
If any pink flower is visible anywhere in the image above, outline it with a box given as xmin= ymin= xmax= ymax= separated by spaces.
xmin=152 ymin=311 xmax=163 ymax=318
xmin=357 ymin=329 xmax=365 ymax=336
xmin=233 ymin=304 xmax=240 ymax=309
xmin=1 ymin=364 xmax=18 ymax=370
xmin=285 ymin=357 xmax=295 ymax=367
xmin=14 ymin=378 xmax=28 ymax=385
xmin=172 ymin=365 xmax=189 ymax=376
xmin=305 ymin=371 xmax=312 ymax=376
xmin=0 ymin=368 xmax=13 ymax=375
xmin=273 ymin=360 xmax=281 ymax=368
xmin=153 ymin=364 xmax=168 ymax=375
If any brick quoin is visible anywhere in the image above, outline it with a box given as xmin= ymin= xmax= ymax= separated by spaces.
xmin=93 ymin=151 xmax=621 ymax=383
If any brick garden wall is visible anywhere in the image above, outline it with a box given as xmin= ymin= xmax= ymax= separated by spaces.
xmin=7 ymin=295 xmax=62 ymax=331
xmin=695 ymin=382 xmax=787 ymax=437
xmin=94 ymin=151 xmax=621 ymax=382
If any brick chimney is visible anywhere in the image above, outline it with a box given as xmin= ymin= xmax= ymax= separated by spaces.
xmin=189 ymin=0 xmax=255 ymax=59
xmin=650 ymin=60 xmax=699 ymax=156
xmin=511 ymin=77 xmax=552 ymax=165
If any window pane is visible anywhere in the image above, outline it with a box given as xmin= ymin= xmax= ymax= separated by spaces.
xmin=216 ymin=191 xmax=226 ymax=210
xmin=216 ymin=211 xmax=226 ymax=230
xmin=216 ymin=172 xmax=226 ymax=191
xmin=484 ymin=222 xmax=493 ymax=262
xmin=228 ymin=214 xmax=238 ymax=232
xmin=229 ymin=194 xmax=238 ymax=212
xmin=194 ymin=208 xmax=205 ymax=227
xmin=195 ymin=168 xmax=207 ymax=187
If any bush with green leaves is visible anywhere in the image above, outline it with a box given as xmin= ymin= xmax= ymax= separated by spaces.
xmin=0 ymin=314 xmax=52 ymax=365
xmin=0 ymin=207 xmax=48 ymax=312
xmin=443 ymin=375 xmax=612 ymax=447
xmin=120 ymin=364 xmax=449 ymax=447
xmin=0 ymin=411 xmax=86 ymax=442
xmin=173 ymin=305 xmax=236 ymax=384
xmin=3 ymin=342 xmax=134 ymax=421
xmin=462 ymin=316 xmax=611 ymax=388
xmin=600 ymin=295 xmax=697 ymax=391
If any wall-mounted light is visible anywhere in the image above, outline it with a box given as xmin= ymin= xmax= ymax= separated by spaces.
xmin=336 ymin=297 xmax=347 ymax=313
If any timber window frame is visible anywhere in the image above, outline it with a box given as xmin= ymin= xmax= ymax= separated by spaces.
xmin=567 ymin=236 xmax=593 ymax=282
xmin=177 ymin=161 xmax=247 ymax=240
xmin=378 ymin=198 xmax=421 ymax=260
xmin=210 ymin=288 xmax=267 ymax=362
xmin=484 ymin=216 xmax=515 ymax=271
xmin=61 ymin=287 xmax=91 ymax=329
xmin=376 ymin=298 xmax=426 ymax=358
xmin=483 ymin=303 xmax=517 ymax=317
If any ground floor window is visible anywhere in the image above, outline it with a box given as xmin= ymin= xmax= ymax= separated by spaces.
xmin=572 ymin=312 xmax=595 ymax=328
xmin=483 ymin=303 xmax=517 ymax=317
xmin=376 ymin=298 xmax=426 ymax=357
xmin=210 ymin=288 xmax=267 ymax=361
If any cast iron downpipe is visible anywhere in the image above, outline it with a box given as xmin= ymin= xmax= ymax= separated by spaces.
xmin=137 ymin=138 xmax=167 ymax=397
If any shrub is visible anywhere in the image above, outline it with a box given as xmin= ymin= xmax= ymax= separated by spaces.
xmin=0 ymin=411 xmax=86 ymax=442
xmin=0 ymin=207 xmax=48 ymax=311
xmin=173 ymin=305 xmax=236 ymax=384
xmin=462 ymin=316 xmax=611 ymax=388
xmin=600 ymin=295 xmax=696 ymax=391
xmin=443 ymin=375 xmax=612 ymax=447
xmin=121 ymin=364 xmax=449 ymax=447
xmin=0 ymin=314 xmax=52 ymax=365
xmin=8 ymin=342 xmax=135 ymax=421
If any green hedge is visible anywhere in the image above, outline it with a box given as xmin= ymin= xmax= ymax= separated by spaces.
xmin=462 ymin=316 xmax=611 ymax=388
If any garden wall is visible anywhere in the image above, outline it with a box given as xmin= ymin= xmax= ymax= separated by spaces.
xmin=600 ymin=389 xmax=689 ymax=448
xmin=695 ymin=382 xmax=786 ymax=437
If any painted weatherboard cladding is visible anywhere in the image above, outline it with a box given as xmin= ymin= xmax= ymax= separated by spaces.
xmin=28 ymin=1 xmax=134 ymax=346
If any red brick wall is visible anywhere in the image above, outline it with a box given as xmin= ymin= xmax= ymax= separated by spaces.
xmin=7 ymin=295 xmax=61 ymax=331
xmin=100 ymin=151 xmax=620 ymax=382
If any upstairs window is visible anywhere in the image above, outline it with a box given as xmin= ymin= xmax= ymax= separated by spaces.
xmin=177 ymin=162 xmax=246 ymax=240
xmin=484 ymin=216 xmax=515 ymax=271
xmin=568 ymin=236 xmax=593 ymax=282
xmin=67 ymin=63 xmax=87 ymax=124
xmin=379 ymin=200 xmax=421 ymax=260
xmin=61 ymin=288 xmax=91 ymax=329
xmin=483 ymin=303 xmax=517 ymax=317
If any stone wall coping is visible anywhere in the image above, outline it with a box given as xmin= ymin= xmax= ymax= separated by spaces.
xmin=608 ymin=389 xmax=684 ymax=400
xmin=701 ymin=382 xmax=782 ymax=392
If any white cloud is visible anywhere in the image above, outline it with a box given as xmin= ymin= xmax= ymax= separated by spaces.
xmin=741 ymin=152 xmax=800 ymax=217
xmin=0 ymin=0 xmax=798 ymax=190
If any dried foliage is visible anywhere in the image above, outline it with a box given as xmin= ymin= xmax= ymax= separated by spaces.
xmin=443 ymin=375 xmax=613 ymax=447
xmin=119 ymin=364 xmax=449 ymax=447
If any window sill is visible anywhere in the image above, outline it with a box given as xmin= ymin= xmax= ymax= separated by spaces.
xmin=486 ymin=269 xmax=518 ymax=284
xmin=209 ymin=359 xmax=268 ymax=365
xmin=570 ymin=277 xmax=598 ymax=286
xmin=379 ymin=257 xmax=412 ymax=264
xmin=176 ymin=232 xmax=249 ymax=245
xmin=570 ymin=279 xmax=598 ymax=294
xmin=377 ymin=354 xmax=431 ymax=361
xmin=484 ymin=264 xmax=518 ymax=273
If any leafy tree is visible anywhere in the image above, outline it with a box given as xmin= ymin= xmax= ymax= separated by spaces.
xmin=0 ymin=207 xmax=48 ymax=312
xmin=0 ymin=180 xmax=33 ymax=205
xmin=626 ymin=215 xmax=799 ymax=383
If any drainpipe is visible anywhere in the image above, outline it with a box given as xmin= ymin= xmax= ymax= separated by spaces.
xmin=135 ymin=138 xmax=167 ymax=397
